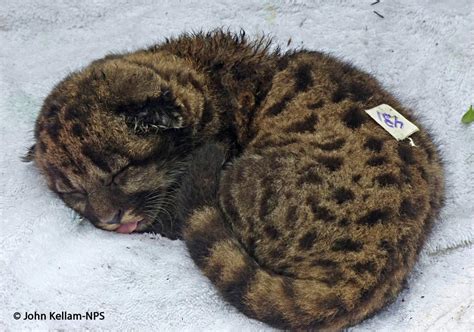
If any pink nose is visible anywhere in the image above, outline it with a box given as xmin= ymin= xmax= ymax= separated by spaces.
xmin=103 ymin=210 xmax=123 ymax=224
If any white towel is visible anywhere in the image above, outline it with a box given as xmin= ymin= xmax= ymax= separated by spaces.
xmin=1 ymin=0 xmax=472 ymax=330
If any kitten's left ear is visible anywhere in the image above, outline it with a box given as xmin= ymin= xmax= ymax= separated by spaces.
xmin=21 ymin=144 xmax=36 ymax=162
xmin=119 ymin=89 xmax=185 ymax=133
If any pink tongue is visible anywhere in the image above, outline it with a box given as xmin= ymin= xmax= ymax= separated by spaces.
xmin=116 ymin=221 xmax=138 ymax=234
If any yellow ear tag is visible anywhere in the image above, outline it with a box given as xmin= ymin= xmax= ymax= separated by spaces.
xmin=365 ymin=104 xmax=419 ymax=141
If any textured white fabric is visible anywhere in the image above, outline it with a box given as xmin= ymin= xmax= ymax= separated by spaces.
xmin=1 ymin=0 xmax=473 ymax=330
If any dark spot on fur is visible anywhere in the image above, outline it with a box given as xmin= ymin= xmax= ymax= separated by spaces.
xmin=357 ymin=209 xmax=391 ymax=226
xmin=418 ymin=166 xmax=428 ymax=181
xmin=269 ymin=249 xmax=281 ymax=259
xmin=267 ymin=93 xmax=294 ymax=116
xmin=312 ymin=259 xmax=338 ymax=268
xmin=199 ymin=99 xmax=214 ymax=129
xmin=333 ymin=188 xmax=354 ymax=204
xmin=81 ymin=145 xmax=111 ymax=172
xmin=307 ymin=196 xmax=336 ymax=222
xmin=44 ymin=102 xmax=60 ymax=119
xmin=352 ymin=174 xmax=361 ymax=183
xmin=71 ymin=123 xmax=84 ymax=137
xmin=206 ymin=261 xmax=224 ymax=283
xmin=349 ymin=82 xmax=372 ymax=102
xmin=376 ymin=173 xmax=399 ymax=187
xmin=191 ymin=77 xmax=206 ymax=94
xmin=281 ymin=278 xmax=296 ymax=299
xmin=400 ymin=164 xmax=412 ymax=183
xmin=360 ymin=288 xmax=373 ymax=302
xmin=398 ymin=144 xmax=416 ymax=164
xmin=364 ymin=138 xmax=384 ymax=152
xmin=45 ymin=120 xmax=61 ymax=140
xmin=315 ymin=206 xmax=335 ymax=222
xmin=274 ymin=138 xmax=300 ymax=147
xmin=367 ymin=156 xmax=386 ymax=166
xmin=261 ymin=307 xmax=290 ymax=330
xmin=176 ymin=71 xmax=191 ymax=86
xmin=379 ymin=239 xmax=393 ymax=252
xmin=317 ymin=156 xmax=343 ymax=171
xmin=232 ymin=63 xmax=254 ymax=81
xmin=308 ymin=100 xmax=324 ymax=109
xmin=277 ymin=55 xmax=290 ymax=70
xmin=264 ymin=225 xmax=280 ymax=239
xmin=332 ymin=238 xmax=363 ymax=252
xmin=294 ymin=256 xmax=304 ymax=263
xmin=317 ymin=138 xmax=345 ymax=151
xmin=286 ymin=205 xmax=297 ymax=222
xmin=319 ymin=268 xmax=344 ymax=287
xmin=307 ymin=196 xmax=318 ymax=211
xmin=378 ymin=239 xmax=400 ymax=279
xmin=221 ymin=263 xmax=257 ymax=315
xmin=339 ymin=218 xmax=350 ymax=227
xmin=286 ymin=113 xmax=318 ymax=133
xmin=299 ymin=231 xmax=317 ymax=250
xmin=343 ymin=107 xmax=366 ymax=129
xmin=297 ymin=169 xmax=322 ymax=186
xmin=259 ymin=186 xmax=275 ymax=220
xmin=353 ymin=261 xmax=377 ymax=274
xmin=332 ymin=87 xmax=346 ymax=103
xmin=211 ymin=60 xmax=225 ymax=71
xmin=294 ymin=63 xmax=313 ymax=92
xmin=321 ymin=296 xmax=348 ymax=313
xmin=64 ymin=106 xmax=87 ymax=122
xmin=399 ymin=199 xmax=418 ymax=219
xmin=185 ymin=217 xmax=228 ymax=268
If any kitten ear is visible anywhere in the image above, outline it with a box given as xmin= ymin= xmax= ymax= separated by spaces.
xmin=21 ymin=144 xmax=36 ymax=162
xmin=120 ymin=89 xmax=185 ymax=133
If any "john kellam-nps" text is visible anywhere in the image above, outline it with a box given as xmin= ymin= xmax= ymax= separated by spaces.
xmin=14 ymin=311 xmax=105 ymax=321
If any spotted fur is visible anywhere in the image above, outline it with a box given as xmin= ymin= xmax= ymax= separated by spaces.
xmin=27 ymin=30 xmax=444 ymax=330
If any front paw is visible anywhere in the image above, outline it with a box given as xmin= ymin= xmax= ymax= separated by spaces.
xmin=189 ymin=142 xmax=229 ymax=173
xmin=174 ymin=142 xmax=229 ymax=222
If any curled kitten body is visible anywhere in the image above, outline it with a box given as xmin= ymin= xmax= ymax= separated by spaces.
xmin=27 ymin=30 xmax=444 ymax=330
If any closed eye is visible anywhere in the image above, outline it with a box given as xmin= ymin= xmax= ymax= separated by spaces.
xmin=57 ymin=191 xmax=88 ymax=207
xmin=55 ymin=181 xmax=86 ymax=196
xmin=57 ymin=189 xmax=87 ymax=196
xmin=59 ymin=191 xmax=88 ymax=211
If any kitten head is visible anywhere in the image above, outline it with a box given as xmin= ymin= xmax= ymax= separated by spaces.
xmin=26 ymin=53 xmax=208 ymax=236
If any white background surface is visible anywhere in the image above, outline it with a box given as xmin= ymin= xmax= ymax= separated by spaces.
xmin=1 ymin=1 xmax=473 ymax=330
